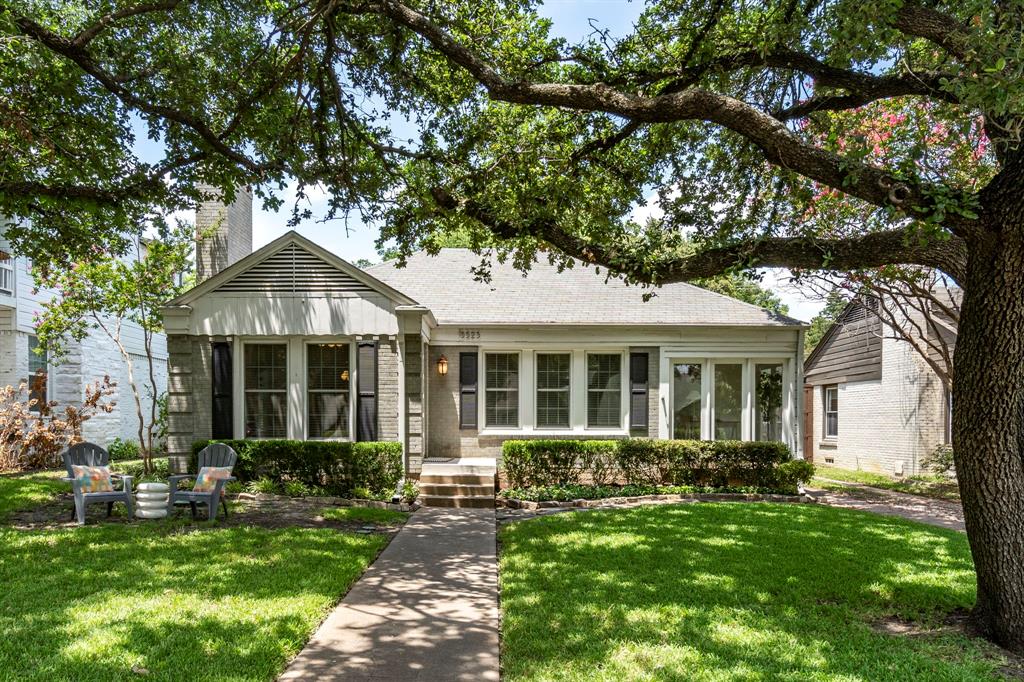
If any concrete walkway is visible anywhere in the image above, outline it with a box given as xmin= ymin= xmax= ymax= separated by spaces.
xmin=807 ymin=482 xmax=965 ymax=532
xmin=279 ymin=507 xmax=499 ymax=682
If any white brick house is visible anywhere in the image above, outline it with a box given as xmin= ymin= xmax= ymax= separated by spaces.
xmin=804 ymin=302 xmax=950 ymax=476
xmin=0 ymin=231 xmax=168 ymax=446
xmin=162 ymin=195 xmax=808 ymax=479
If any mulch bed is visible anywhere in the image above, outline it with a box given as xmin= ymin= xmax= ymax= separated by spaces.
xmin=6 ymin=492 xmax=415 ymax=534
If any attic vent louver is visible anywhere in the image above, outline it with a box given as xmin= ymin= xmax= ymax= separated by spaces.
xmin=213 ymin=243 xmax=374 ymax=295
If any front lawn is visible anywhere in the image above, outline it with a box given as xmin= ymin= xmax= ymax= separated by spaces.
xmin=500 ymin=503 xmax=1002 ymax=681
xmin=0 ymin=473 xmax=389 ymax=681
xmin=0 ymin=470 xmax=66 ymax=521
xmin=813 ymin=465 xmax=961 ymax=502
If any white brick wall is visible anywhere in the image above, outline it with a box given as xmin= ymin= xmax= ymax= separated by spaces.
xmin=812 ymin=335 xmax=946 ymax=476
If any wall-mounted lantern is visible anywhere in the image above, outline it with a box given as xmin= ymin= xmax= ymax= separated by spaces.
xmin=437 ymin=355 xmax=449 ymax=376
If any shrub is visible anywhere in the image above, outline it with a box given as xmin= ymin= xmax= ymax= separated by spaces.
xmin=283 ymin=480 xmax=312 ymax=497
xmin=922 ymin=444 xmax=956 ymax=475
xmin=107 ymin=437 xmax=140 ymax=461
xmin=502 ymin=438 xmax=810 ymax=493
xmin=191 ymin=439 xmax=403 ymax=498
xmin=502 ymin=440 xmax=619 ymax=488
xmin=112 ymin=457 xmax=169 ymax=482
xmin=246 ymin=477 xmax=279 ymax=495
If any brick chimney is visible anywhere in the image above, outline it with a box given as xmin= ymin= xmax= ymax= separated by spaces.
xmin=195 ymin=184 xmax=253 ymax=282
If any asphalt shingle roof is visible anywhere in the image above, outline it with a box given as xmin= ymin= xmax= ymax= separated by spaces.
xmin=366 ymin=249 xmax=805 ymax=327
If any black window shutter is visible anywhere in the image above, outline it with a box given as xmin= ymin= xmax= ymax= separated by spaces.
xmin=211 ymin=342 xmax=233 ymax=439
xmin=357 ymin=341 xmax=378 ymax=441
xmin=459 ymin=352 xmax=478 ymax=429
xmin=629 ymin=351 xmax=649 ymax=430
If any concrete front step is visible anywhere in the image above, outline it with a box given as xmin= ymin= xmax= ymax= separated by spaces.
xmin=420 ymin=483 xmax=495 ymax=497
xmin=421 ymin=495 xmax=495 ymax=509
xmin=420 ymin=464 xmax=497 ymax=477
xmin=420 ymin=474 xmax=495 ymax=486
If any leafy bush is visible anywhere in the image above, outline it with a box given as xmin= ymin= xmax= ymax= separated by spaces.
xmin=246 ymin=477 xmax=280 ymax=495
xmin=502 ymin=440 xmax=619 ymax=488
xmin=499 ymin=483 xmax=794 ymax=502
xmin=107 ymin=437 xmax=140 ymax=461
xmin=401 ymin=480 xmax=419 ymax=503
xmin=111 ymin=457 xmax=169 ymax=482
xmin=502 ymin=438 xmax=811 ymax=493
xmin=191 ymin=439 xmax=403 ymax=498
xmin=922 ymin=444 xmax=956 ymax=475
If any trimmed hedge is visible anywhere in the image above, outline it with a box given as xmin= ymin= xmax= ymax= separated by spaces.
xmin=502 ymin=438 xmax=813 ymax=493
xmin=191 ymin=439 xmax=403 ymax=497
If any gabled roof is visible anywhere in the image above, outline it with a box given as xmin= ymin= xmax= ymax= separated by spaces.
xmin=367 ymin=249 xmax=805 ymax=327
xmin=166 ymin=231 xmax=417 ymax=307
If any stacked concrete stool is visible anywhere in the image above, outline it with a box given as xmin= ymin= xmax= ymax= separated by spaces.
xmin=136 ymin=482 xmax=170 ymax=519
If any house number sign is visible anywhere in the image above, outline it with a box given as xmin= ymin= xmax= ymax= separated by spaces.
xmin=458 ymin=328 xmax=481 ymax=340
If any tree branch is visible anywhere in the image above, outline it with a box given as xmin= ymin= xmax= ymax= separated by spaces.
xmin=892 ymin=4 xmax=971 ymax=60
xmin=366 ymin=1 xmax=980 ymax=238
xmin=72 ymin=0 xmax=183 ymax=48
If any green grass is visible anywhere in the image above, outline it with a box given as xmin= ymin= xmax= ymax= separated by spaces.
xmin=500 ymin=503 xmax=999 ymax=681
xmin=813 ymin=465 xmax=961 ymax=502
xmin=320 ymin=506 xmax=409 ymax=525
xmin=0 ymin=470 xmax=66 ymax=521
xmin=0 ymin=473 xmax=389 ymax=681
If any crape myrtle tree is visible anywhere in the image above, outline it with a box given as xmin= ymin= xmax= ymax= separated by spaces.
xmin=1 ymin=0 xmax=1022 ymax=649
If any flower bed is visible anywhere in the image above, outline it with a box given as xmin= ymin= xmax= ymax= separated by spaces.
xmin=498 ymin=485 xmax=814 ymax=510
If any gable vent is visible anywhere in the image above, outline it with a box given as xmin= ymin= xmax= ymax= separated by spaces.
xmin=214 ymin=243 xmax=375 ymax=295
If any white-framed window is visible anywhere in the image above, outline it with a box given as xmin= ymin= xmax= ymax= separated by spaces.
xmin=586 ymin=353 xmax=622 ymax=428
xmin=243 ymin=343 xmax=288 ymax=438
xmin=713 ymin=362 xmax=744 ymax=440
xmin=485 ymin=352 xmax=520 ymax=428
xmin=672 ymin=362 xmax=703 ymax=439
xmin=535 ymin=352 xmax=571 ymax=428
xmin=824 ymin=385 xmax=839 ymax=439
xmin=306 ymin=342 xmax=351 ymax=439
xmin=27 ymin=335 xmax=47 ymax=413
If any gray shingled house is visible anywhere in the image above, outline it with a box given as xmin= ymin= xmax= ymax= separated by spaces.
xmin=163 ymin=195 xmax=807 ymax=504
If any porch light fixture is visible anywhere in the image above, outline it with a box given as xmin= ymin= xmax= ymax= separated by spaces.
xmin=437 ymin=355 xmax=449 ymax=376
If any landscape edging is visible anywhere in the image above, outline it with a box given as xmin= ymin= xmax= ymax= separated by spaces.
xmin=498 ymin=491 xmax=816 ymax=510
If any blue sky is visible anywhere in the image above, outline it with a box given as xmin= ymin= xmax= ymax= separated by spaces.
xmin=163 ymin=0 xmax=824 ymax=321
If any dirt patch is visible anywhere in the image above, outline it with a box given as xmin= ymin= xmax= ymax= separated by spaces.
xmin=6 ymin=494 xmax=407 ymax=535
xmin=872 ymin=611 xmax=1024 ymax=680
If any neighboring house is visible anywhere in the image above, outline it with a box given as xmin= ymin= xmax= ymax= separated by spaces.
xmin=162 ymin=194 xmax=808 ymax=484
xmin=803 ymin=300 xmax=952 ymax=476
xmin=0 ymin=230 xmax=169 ymax=446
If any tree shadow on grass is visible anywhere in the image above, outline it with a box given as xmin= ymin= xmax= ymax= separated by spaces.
xmin=499 ymin=503 xmax=997 ymax=681
xmin=0 ymin=524 xmax=388 ymax=681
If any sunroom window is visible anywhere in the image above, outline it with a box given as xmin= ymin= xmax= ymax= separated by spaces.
xmin=485 ymin=353 xmax=519 ymax=427
xmin=244 ymin=344 xmax=287 ymax=438
xmin=586 ymin=353 xmax=622 ymax=428
xmin=713 ymin=363 xmax=743 ymax=440
xmin=755 ymin=363 xmax=784 ymax=441
xmin=536 ymin=353 xmax=570 ymax=428
xmin=307 ymin=343 xmax=350 ymax=439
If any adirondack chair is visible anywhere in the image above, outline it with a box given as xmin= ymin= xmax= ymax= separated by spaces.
xmin=63 ymin=442 xmax=134 ymax=525
xmin=167 ymin=443 xmax=237 ymax=521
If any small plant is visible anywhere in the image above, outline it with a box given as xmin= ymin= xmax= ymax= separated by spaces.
xmin=224 ymin=480 xmax=244 ymax=495
xmin=922 ymin=444 xmax=956 ymax=475
xmin=246 ymin=478 xmax=280 ymax=495
xmin=283 ymin=480 xmax=311 ymax=497
xmin=107 ymin=437 xmax=141 ymax=461
xmin=351 ymin=486 xmax=373 ymax=500
xmin=401 ymin=479 xmax=419 ymax=503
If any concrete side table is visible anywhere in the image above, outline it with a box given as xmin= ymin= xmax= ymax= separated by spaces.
xmin=136 ymin=482 xmax=169 ymax=519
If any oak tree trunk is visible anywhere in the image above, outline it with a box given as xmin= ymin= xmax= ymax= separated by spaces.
xmin=954 ymin=180 xmax=1024 ymax=653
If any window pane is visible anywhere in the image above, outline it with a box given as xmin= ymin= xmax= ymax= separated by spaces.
xmin=307 ymin=344 xmax=350 ymax=438
xmin=244 ymin=392 xmax=286 ymax=438
xmin=825 ymin=387 xmax=839 ymax=438
xmin=536 ymin=353 xmax=570 ymax=428
xmin=587 ymin=354 xmax=621 ymax=428
xmin=485 ymin=353 xmax=519 ymax=427
xmin=755 ymin=363 xmax=784 ymax=441
xmin=244 ymin=343 xmax=287 ymax=438
xmin=673 ymin=363 xmax=702 ymax=439
xmin=27 ymin=336 xmax=47 ymax=412
xmin=714 ymin=363 xmax=743 ymax=440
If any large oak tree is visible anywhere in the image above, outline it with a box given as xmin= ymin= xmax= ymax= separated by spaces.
xmin=2 ymin=0 xmax=1023 ymax=651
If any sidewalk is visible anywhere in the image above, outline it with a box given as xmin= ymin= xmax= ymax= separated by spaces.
xmin=807 ymin=482 xmax=965 ymax=532
xmin=279 ymin=507 xmax=500 ymax=681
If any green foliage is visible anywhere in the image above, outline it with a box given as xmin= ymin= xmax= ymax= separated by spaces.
xmin=106 ymin=437 xmax=140 ymax=461
xmin=499 ymin=505 xmax=992 ymax=680
xmin=804 ymin=289 xmax=849 ymax=357
xmin=0 ymin=522 xmax=386 ymax=680
xmin=246 ymin=477 xmax=280 ymax=495
xmin=695 ymin=273 xmax=789 ymax=316
xmin=499 ymin=483 xmax=793 ymax=502
xmin=191 ymin=439 xmax=403 ymax=498
xmin=502 ymin=439 xmax=810 ymax=494
xmin=283 ymin=480 xmax=313 ymax=497
xmin=111 ymin=457 xmax=169 ymax=483
xmin=401 ymin=479 xmax=419 ymax=503
xmin=923 ymin=444 xmax=957 ymax=475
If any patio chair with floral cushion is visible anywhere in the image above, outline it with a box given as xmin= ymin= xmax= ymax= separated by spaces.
xmin=167 ymin=443 xmax=237 ymax=521
xmin=62 ymin=442 xmax=134 ymax=525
